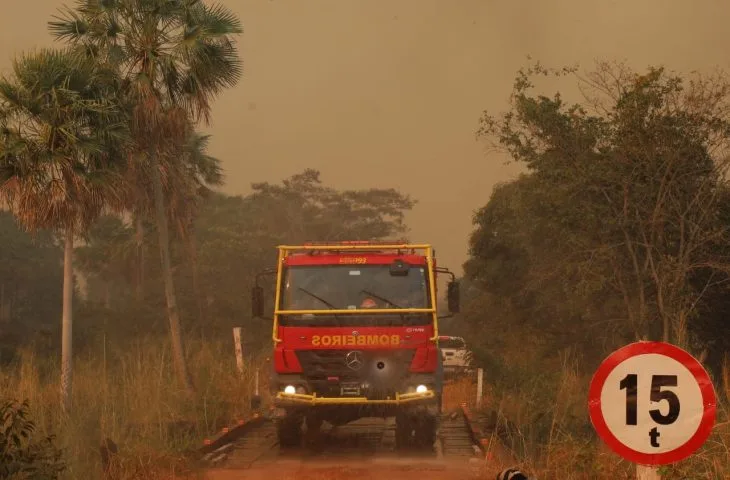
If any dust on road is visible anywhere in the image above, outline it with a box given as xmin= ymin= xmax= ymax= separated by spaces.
xmin=204 ymin=459 xmax=483 ymax=480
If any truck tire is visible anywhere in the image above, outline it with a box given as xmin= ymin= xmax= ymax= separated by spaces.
xmin=435 ymin=353 xmax=444 ymax=414
xmin=277 ymin=412 xmax=303 ymax=448
xmin=414 ymin=414 xmax=437 ymax=449
xmin=303 ymin=413 xmax=324 ymax=450
xmin=395 ymin=413 xmax=437 ymax=451
xmin=394 ymin=413 xmax=413 ymax=449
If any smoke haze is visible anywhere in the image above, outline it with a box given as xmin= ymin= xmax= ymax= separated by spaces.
xmin=2 ymin=0 xmax=728 ymax=272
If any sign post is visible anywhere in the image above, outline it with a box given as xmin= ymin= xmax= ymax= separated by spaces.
xmin=588 ymin=341 xmax=717 ymax=478
xmin=636 ymin=465 xmax=660 ymax=480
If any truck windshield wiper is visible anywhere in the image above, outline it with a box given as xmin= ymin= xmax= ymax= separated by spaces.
xmin=297 ymin=287 xmax=337 ymax=309
xmin=297 ymin=287 xmax=342 ymax=326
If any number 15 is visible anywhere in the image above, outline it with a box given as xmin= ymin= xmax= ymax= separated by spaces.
xmin=619 ymin=374 xmax=681 ymax=426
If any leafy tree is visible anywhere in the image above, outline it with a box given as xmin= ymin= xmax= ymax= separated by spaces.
xmin=49 ymin=0 xmax=243 ymax=394
xmin=72 ymin=170 xmax=418 ymax=348
xmin=246 ymin=168 xmax=416 ymax=242
xmin=0 ymin=48 xmax=127 ymax=413
xmin=0 ymin=212 xmax=62 ymax=360
xmin=0 ymin=399 xmax=65 ymax=479
xmin=185 ymin=169 xmax=417 ymax=341
xmin=472 ymin=61 xmax=730 ymax=355
xmin=74 ymin=215 xmax=136 ymax=310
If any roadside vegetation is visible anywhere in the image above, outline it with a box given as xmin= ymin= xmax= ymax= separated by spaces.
xmin=451 ymin=61 xmax=730 ymax=479
xmin=0 ymin=2 xmax=729 ymax=479
xmin=0 ymin=1 xmax=417 ymax=478
xmin=0 ymin=167 xmax=414 ymax=479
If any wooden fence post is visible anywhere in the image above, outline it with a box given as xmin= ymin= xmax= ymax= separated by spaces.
xmin=232 ymin=327 xmax=244 ymax=375
xmin=476 ymin=367 xmax=484 ymax=409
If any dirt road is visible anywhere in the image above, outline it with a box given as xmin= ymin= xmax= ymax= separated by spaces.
xmin=200 ymin=378 xmax=516 ymax=479
xmin=204 ymin=458 xmax=481 ymax=480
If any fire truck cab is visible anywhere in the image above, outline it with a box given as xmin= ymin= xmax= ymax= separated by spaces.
xmin=251 ymin=241 xmax=460 ymax=450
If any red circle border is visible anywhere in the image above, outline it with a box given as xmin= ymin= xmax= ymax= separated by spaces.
xmin=588 ymin=341 xmax=717 ymax=465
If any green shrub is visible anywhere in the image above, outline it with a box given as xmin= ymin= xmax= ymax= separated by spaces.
xmin=0 ymin=399 xmax=65 ymax=479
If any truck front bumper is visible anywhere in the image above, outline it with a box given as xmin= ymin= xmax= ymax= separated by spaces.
xmin=274 ymin=389 xmax=435 ymax=407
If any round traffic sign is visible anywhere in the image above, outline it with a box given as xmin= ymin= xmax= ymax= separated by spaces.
xmin=588 ymin=341 xmax=716 ymax=465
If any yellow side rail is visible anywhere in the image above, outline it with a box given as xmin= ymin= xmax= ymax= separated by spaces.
xmin=271 ymin=243 xmax=440 ymax=343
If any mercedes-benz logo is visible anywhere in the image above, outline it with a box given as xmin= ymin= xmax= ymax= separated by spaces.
xmin=345 ymin=350 xmax=364 ymax=371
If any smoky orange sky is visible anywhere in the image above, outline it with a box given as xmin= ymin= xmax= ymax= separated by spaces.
xmin=2 ymin=1 xmax=728 ymax=274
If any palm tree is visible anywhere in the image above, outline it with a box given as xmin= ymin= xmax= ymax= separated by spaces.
xmin=0 ymin=48 xmax=127 ymax=414
xmin=123 ymin=128 xmax=222 ymax=311
xmin=49 ymin=0 xmax=242 ymax=393
xmin=118 ymin=128 xmax=223 ymax=323
xmin=163 ymin=130 xmax=223 ymax=326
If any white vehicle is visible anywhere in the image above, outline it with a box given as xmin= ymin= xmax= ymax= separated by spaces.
xmin=438 ymin=335 xmax=473 ymax=377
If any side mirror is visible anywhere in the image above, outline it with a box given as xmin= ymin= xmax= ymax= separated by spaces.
xmin=447 ymin=281 xmax=460 ymax=314
xmin=251 ymin=285 xmax=264 ymax=318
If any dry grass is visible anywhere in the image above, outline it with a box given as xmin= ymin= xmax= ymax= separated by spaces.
xmin=2 ymin=336 xmax=728 ymax=480
xmin=453 ymin=353 xmax=730 ymax=480
xmin=0 ymin=334 xmax=268 ymax=479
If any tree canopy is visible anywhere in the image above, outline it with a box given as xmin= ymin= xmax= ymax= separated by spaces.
xmin=65 ymin=169 xmax=417 ymax=345
xmin=463 ymin=61 xmax=730 ymax=375
xmin=0 ymin=212 xmax=62 ymax=361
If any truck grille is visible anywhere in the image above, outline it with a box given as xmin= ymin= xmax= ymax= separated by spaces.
xmin=295 ymin=349 xmax=416 ymax=398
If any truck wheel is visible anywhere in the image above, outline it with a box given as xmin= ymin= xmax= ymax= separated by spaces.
xmin=414 ymin=415 xmax=437 ymax=449
xmin=394 ymin=413 xmax=413 ymax=449
xmin=277 ymin=413 xmax=303 ymax=448
xmin=303 ymin=414 xmax=324 ymax=450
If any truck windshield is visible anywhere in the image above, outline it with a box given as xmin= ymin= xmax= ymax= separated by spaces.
xmin=278 ymin=264 xmax=432 ymax=326
xmin=282 ymin=265 xmax=429 ymax=309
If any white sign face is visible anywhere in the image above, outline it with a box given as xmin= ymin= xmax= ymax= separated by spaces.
xmin=599 ymin=353 xmax=704 ymax=454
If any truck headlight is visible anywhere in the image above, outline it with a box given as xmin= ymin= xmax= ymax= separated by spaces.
xmin=284 ymin=385 xmax=296 ymax=394
xmin=416 ymin=384 xmax=428 ymax=393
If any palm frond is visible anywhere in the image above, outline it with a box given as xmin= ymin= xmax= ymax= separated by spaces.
xmin=48 ymin=7 xmax=91 ymax=43
xmin=188 ymin=2 xmax=242 ymax=37
xmin=184 ymin=131 xmax=222 ymax=186
xmin=46 ymin=0 xmax=242 ymax=224
xmin=0 ymin=46 xmax=129 ymax=233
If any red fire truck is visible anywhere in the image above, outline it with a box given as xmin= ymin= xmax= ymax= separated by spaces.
xmin=251 ymin=241 xmax=460 ymax=450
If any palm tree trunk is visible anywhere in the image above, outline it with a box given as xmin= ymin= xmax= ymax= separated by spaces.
xmin=104 ymin=282 xmax=111 ymax=309
xmin=60 ymin=229 xmax=74 ymax=415
xmin=186 ymin=225 xmax=205 ymax=326
xmin=152 ymin=157 xmax=194 ymax=394
xmin=135 ymin=213 xmax=145 ymax=303
xmin=0 ymin=283 xmax=6 ymax=323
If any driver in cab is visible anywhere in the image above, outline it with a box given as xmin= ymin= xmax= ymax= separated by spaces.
xmin=359 ymin=286 xmax=425 ymax=310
